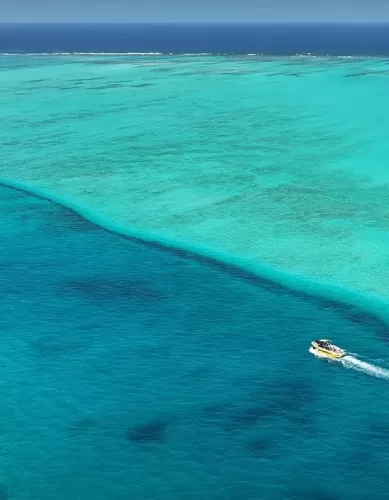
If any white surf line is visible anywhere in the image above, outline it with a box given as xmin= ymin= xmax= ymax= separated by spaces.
xmin=309 ymin=347 xmax=389 ymax=379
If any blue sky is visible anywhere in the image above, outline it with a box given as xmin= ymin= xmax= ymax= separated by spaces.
xmin=2 ymin=1 xmax=389 ymax=23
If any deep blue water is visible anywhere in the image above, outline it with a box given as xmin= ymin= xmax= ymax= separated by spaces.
xmin=1 ymin=22 xmax=389 ymax=55
xmin=2 ymin=181 xmax=389 ymax=500
xmin=3 ymin=21 xmax=389 ymax=498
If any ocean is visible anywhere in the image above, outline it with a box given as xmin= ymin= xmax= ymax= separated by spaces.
xmin=1 ymin=23 xmax=389 ymax=500
xmin=2 ymin=22 xmax=389 ymax=55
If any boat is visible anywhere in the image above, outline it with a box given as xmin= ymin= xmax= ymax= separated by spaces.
xmin=311 ymin=339 xmax=346 ymax=359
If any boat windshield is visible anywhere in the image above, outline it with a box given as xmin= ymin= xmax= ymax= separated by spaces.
xmin=327 ymin=344 xmax=341 ymax=352
xmin=320 ymin=341 xmax=336 ymax=351
xmin=315 ymin=340 xmax=343 ymax=353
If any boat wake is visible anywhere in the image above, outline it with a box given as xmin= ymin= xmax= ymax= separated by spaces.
xmin=309 ymin=347 xmax=389 ymax=379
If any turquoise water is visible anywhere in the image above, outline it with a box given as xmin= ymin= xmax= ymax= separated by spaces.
xmin=2 ymin=55 xmax=389 ymax=300
xmin=2 ymin=55 xmax=389 ymax=498
xmin=1 ymin=181 xmax=389 ymax=500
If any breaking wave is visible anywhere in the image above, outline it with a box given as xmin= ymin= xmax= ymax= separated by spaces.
xmin=0 ymin=52 xmax=364 ymax=58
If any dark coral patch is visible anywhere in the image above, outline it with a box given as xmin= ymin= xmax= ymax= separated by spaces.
xmin=223 ymin=406 xmax=273 ymax=432
xmin=68 ymin=417 xmax=98 ymax=432
xmin=0 ymin=485 xmax=8 ymax=500
xmin=30 ymin=335 xmax=85 ymax=357
xmin=132 ymin=83 xmax=154 ymax=88
xmin=270 ymin=379 xmax=315 ymax=412
xmin=91 ymin=83 xmax=126 ymax=90
xmin=246 ymin=437 xmax=278 ymax=458
xmin=367 ymin=421 xmax=389 ymax=440
xmin=245 ymin=378 xmax=316 ymax=428
xmin=202 ymin=402 xmax=233 ymax=421
xmin=287 ymin=486 xmax=338 ymax=500
xmin=126 ymin=419 xmax=170 ymax=443
xmin=268 ymin=72 xmax=302 ymax=77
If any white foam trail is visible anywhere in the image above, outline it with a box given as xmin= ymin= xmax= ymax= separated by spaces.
xmin=309 ymin=347 xmax=389 ymax=379
xmin=341 ymin=356 xmax=389 ymax=379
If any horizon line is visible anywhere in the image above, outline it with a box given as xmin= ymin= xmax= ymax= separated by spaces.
xmin=2 ymin=20 xmax=389 ymax=25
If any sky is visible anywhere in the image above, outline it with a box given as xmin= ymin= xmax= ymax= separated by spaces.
xmin=2 ymin=0 xmax=389 ymax=23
